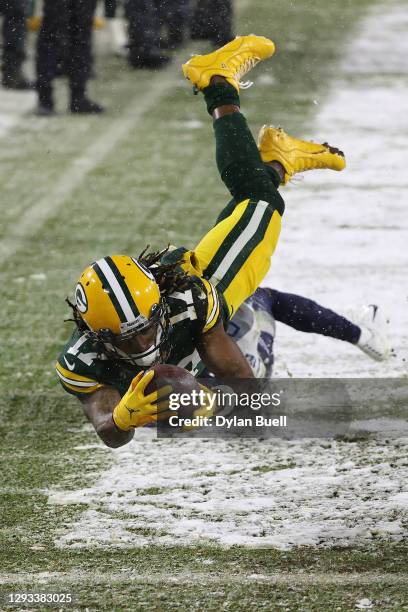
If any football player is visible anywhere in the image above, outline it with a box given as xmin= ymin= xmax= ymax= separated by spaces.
xmin=227 ymin=289 xmax=390 ymax=377
xmin=56 ymin=35 xmax=345 ymax=446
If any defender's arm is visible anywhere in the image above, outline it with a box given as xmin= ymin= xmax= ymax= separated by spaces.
xmin=79 ymin=387 xmax=135 ymax=448
xmin=197 ymin=320 xmax=254 ymax=378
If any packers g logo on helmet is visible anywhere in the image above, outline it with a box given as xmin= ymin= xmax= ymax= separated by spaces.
xmin=75 ymin=283 xmax=88 ymax=313
xmin=75 ymin=255 xmax=169 ymax=365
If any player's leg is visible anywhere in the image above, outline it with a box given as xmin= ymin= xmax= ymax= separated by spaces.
xmin=266 ymin=288 xmax=361 ymax=342
xmin=68 ymin=0 xmax=104 ymax=114
xmin=213 ymin=164 xmax=282 ymax=226
xmin=197 ymin=78 xmax=286 ymax=313
xmin=265 ymin=288 xmax=390 ymax=361
xmin=191 ymin=105 xmax=345 ymax=315
xmin=181 ymin=36 xmax=283 ymax=316
xmin=35 ymin=0 xmax=68 ymax=114
xmin=1 ymin=0 xmax=31 ymax=89
xmin=184 ymin=96 xmax=284 ymax=316
xmin=124 ymin=0 xmax=169 ymax=69
xmin=181 ymin=36 xmax=346 ymax=318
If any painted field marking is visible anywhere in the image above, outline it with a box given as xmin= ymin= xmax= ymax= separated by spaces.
xmin=0 ymin=570 xmax=406 ymax=586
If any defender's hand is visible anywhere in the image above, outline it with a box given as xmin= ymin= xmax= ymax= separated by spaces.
xmin=113 ymin=370 xmax=172 ymax=431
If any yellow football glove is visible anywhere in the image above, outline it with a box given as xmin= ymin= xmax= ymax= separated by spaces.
xmin=112 ymin=370 xmax=172 ymax=431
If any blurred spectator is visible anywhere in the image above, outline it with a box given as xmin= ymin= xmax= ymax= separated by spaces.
xmin=0 ymin=0 xmax=32 ymax=89
xmin=156 ymin=0 xmax=189 ymax=50
xmin=190 ymin=0 xmax=233 ymax=47
xmin=36 ymin=0 xmax=104 ymax=115
xmin=124 ymin=0 xmax=169 ymax=69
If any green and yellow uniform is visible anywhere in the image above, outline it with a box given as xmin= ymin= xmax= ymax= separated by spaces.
xmin=56 ymin=82 xmax=285 ymax=398
xmin=56 ymin=273 xmax=222 ymax=397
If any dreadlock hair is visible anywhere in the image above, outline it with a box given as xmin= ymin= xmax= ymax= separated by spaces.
xmin=65 ymin=246 xmax=190 ymax=332
xmin=138 ymin=245 xmax=191 ymax=295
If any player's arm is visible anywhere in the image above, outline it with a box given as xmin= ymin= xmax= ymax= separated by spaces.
xmin=197 ymin=320 xmax=254 ymax=378
xmin=79 ymin=387 xmax=135 ymax=448
xmin=56 ymin=356 xmax=134 ymax=448
xmin=80 ymin=371 xmax=171 ymax=448
xmin=195 ymin=278 xmax=254 ymax=378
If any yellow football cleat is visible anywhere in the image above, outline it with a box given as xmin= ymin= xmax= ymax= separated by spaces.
xmin=258 ymin=125 xmax=346 ymax=184
xmin=182 ymin=35 xmax=275 ymax=92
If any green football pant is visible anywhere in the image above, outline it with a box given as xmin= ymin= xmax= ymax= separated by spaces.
xmin=182 ymin=83 xmax=284 ymax=318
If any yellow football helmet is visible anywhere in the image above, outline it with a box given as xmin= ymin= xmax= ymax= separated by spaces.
xmin=74 ymin=255 xmax=169 ymax=366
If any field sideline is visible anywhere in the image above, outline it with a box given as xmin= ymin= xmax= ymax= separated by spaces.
xmin=0 ymin=0 xmax=407 ymax=609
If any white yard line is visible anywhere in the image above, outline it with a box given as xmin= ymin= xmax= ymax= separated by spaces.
xmin=0 ymin=58 xmax=186 ymax=263
xmin=0 ymin=570 xmax=406 ymax=586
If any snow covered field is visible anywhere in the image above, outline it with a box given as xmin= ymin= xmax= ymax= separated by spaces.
xmin=267 ymin=1 xmax=408 ymax=378
xmin=49 ymin=427 xmax=408 ymax=549
xmin=46 ymin=0 xmax=408 ymax=551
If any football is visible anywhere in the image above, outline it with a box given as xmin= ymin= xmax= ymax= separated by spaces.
xmin=145 ymin=364 xmax=202 ymax=418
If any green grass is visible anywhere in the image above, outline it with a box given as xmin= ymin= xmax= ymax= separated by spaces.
xmin=2 ymin=0 xmax=406 ymax=609
xmin=1 ymin=545 xmax=407 ymax=610
xmin=0 ymin=580 xmax=406 ymax=611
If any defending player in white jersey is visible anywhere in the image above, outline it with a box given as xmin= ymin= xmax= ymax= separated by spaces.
xmin=229 ymin=288 xmax=390 ymax=377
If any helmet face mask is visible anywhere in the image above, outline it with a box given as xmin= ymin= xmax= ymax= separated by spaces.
xmin=74 ymin=255 xmax=171 ymax=367
xmin=92 ymin=301 xmax=170 ymax=367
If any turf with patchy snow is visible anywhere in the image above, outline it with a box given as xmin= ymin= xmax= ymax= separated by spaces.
xmin=49 ymin=429 xmax=408 ymax=548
